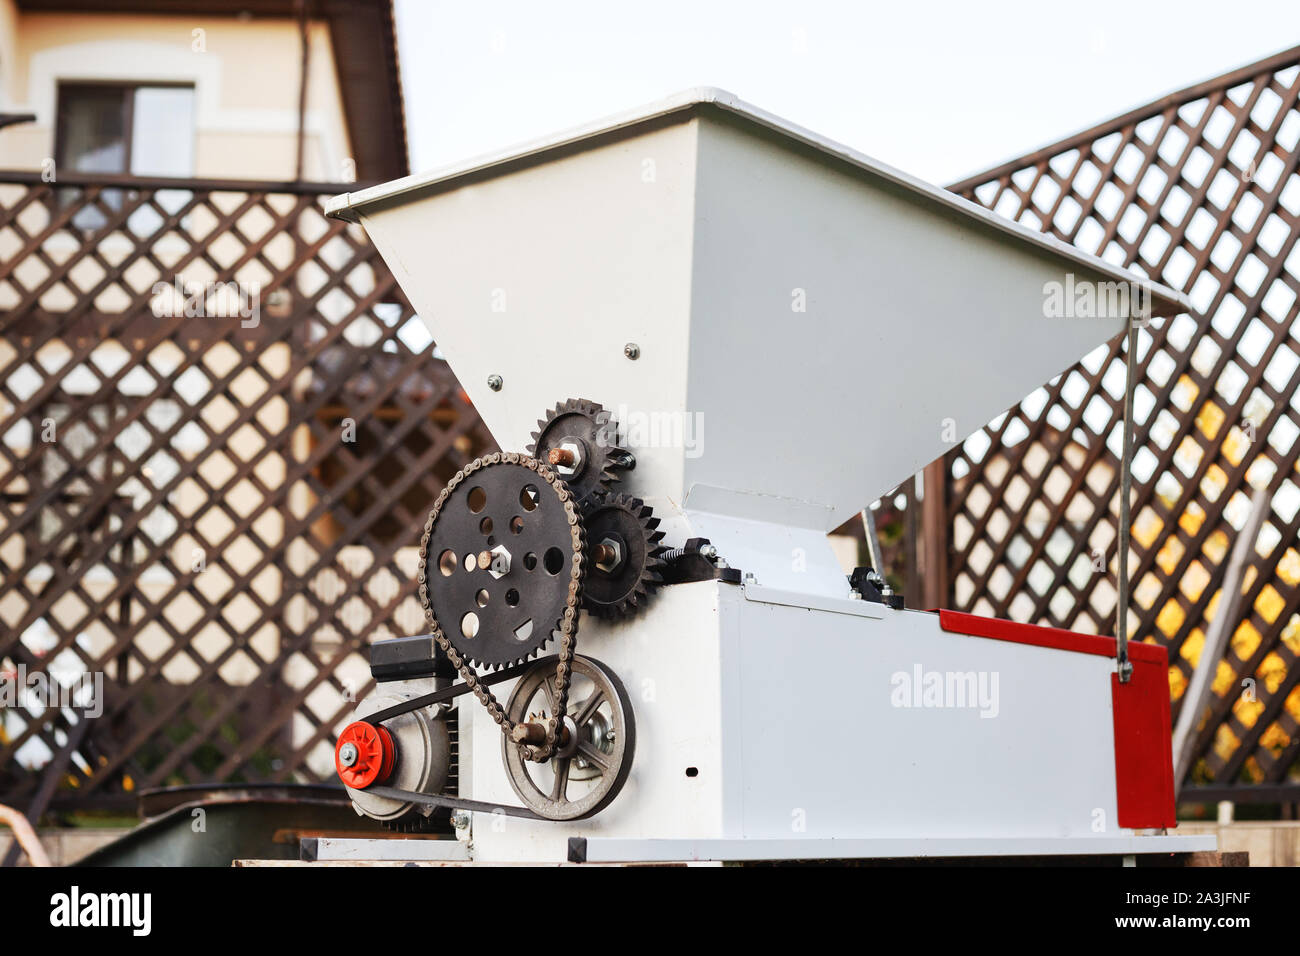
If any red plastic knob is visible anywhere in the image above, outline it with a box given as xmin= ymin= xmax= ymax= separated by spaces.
xmin=335 ymin=721 xmax=397 ymax=789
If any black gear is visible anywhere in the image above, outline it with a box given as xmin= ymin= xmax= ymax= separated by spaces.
xmin=582 ymin=493 xmax=666 ymax=620
xmin=420 ymin=455 xmax=585 ymax=669
xmin=526 ymin=399 xmax=632 ymax=506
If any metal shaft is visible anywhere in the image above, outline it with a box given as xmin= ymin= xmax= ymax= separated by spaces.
xmin=1116 ymin=317 xmax=1138 ymax=683
xmin=860 ymin=506 xmax=885 ymax=575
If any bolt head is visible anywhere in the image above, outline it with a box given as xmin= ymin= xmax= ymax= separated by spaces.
xmin=338 ymin=742 xmax=358 ymax=767
xmin=487 ymin=374 xmax=503 ymax=391
xmin=623 ymin=343 xmax=640 ymax=360
xmin=595 ymin=536 xmax=624 ymax=573
xmin=551 ymin=440 xmax=584 ymax=476
xmin=488 ymin=544 xmax=512 ymax=579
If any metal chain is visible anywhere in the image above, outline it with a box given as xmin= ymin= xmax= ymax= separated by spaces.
xmin=416 ymin=452 xmax=585 ymax=762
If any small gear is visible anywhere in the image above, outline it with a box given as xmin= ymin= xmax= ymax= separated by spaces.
xmin=581 ymin=493 xmax=666 ymax=620
xmin=526 ymin=399 xmax=633 ymax=506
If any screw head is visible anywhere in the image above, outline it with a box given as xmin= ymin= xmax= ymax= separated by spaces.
xmin=487 ymin=374 xmax=503 ymax=391
xmin=623 ymin=343 xmax=640 ymax=360
xmin=338 ymin=742 xmax=358 ymax=767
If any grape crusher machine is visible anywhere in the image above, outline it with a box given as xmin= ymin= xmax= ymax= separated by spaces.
xmin=321 ymin=90 xmax=1215 ymax=864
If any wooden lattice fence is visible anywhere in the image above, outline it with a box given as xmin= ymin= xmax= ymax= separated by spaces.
xmin=945 ymin=46 xmax=1300 ymax=800
xmin=0 ymin=171 xmax=494 ymax=811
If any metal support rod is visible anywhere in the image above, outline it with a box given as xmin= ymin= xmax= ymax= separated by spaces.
xmin=860 ymin=505 xmax=885 ymax=575
xmin=1171 ymin=485 xmax=1271 ymax=793
xmin=1115 ymin=317 xmax=1139 ymax=683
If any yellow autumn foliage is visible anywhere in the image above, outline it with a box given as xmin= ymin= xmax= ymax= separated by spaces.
xmin=1196 ymin=401 xmax=1225 ymax=440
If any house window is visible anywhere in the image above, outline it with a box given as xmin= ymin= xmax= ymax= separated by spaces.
xmin=55 ymin=83 xmax=196 ymax=230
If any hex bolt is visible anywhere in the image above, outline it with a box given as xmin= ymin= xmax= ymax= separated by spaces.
xmin=623 ymin=343 xmax=640 ymax=360
xmin=338 ymin=742 xmax=358 ymax=768
xmin=487 ymin=374 xmax=503 ymax=391
xmin=450 ymin=810 xmax=470 ymax=830
xmin=548 ymin=447 xmax=576 ymax=467
xmin=489 ymin=547 xmax=512 ymax=577
xmin=593 ymin=539 xmax=623 ymax=573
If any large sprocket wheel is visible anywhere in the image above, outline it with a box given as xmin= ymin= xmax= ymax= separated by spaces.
xmin=526 ymin=399 xmax=632 ymax=506
xmin=419 ymin=454 xmax=585 ymax=668
xmin=582 ymin=493 xmax=666 ymax=620
xmin=502 ymin=655 xmax=635 ymax=820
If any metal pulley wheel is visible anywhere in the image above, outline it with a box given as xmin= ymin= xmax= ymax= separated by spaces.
xmin=501 ymin=655 xmax=635 ymax=820
xmin=337 ymin=693 xmax=450 ymax=830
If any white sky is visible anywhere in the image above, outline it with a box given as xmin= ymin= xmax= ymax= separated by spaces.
xmin=392 ymin=0 xmax=1297 ymax=186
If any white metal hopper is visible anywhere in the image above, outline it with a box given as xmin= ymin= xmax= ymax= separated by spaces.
xmin=326 ymin=88 xmax=1187 ymax=537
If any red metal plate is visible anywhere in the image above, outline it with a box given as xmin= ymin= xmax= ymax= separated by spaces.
xmin=1111 ymin=660 xmax=1177 ymax=829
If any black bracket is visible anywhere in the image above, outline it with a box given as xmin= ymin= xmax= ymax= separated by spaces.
xmin=370 ymin=634 xmax=456 ymax=682
xmin=849 ymin=566 xmax=904 ymax=610
xmin=660 ymin=537 xmax=742 ymax=585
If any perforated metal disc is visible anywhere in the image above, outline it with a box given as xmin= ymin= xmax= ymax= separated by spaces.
xmin=420 ymin=454 xmax=584 ymax=668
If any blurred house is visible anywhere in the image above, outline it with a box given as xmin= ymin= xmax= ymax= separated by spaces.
xmin=0 ymin=0 xmax=406 ymax=182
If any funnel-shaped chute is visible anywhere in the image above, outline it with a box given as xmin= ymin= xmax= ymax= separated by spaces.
xmin=327 ymin=89 xmax=1186 ymax=532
